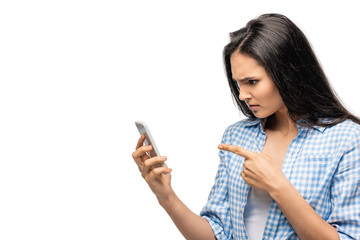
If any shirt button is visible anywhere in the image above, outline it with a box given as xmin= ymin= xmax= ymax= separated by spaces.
xmin=239 ymin=207 xmax=242 ymax=213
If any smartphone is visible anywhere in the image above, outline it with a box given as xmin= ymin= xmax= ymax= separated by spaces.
xmin=135 ymin=121 xmax=166 ymax=168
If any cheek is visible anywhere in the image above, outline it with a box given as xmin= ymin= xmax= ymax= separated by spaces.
xmin=270 ymin=91 xmax=283 ymax=106
xmin=258 ymin=85 xmax=278 ymax=101
xmin=259 ymin=86 xmax=284 ymax=108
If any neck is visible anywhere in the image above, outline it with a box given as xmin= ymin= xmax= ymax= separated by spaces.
xmin=265 ymin=108 xmax=298 ymax=136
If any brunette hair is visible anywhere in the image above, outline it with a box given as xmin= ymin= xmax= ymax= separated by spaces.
xmin=224 ymin=13 xmax=360 ymax=127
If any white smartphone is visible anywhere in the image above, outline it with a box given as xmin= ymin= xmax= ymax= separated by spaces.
xmin=135 ymin=121 xmax=166 ymax=168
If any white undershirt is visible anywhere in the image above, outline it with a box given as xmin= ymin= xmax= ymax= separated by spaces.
xmin=243 ymin=187 xmax=273 ymax=240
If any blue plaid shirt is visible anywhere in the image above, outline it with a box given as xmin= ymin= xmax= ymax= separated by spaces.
xmin=200 ymin=118 xmax=360 ymax=239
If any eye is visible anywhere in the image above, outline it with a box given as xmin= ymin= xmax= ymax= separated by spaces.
xmin=248 ymin=80 xmax=258 ymax=85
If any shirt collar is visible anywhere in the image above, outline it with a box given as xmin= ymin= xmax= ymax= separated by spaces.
xmin=243 ymin=118 xmax=327 ymax=133
xmin=242 ymin=118 xmax=263 ymax=127
xmin=311 ymin=125 xmax=326 ymax=133
xmin=297 ymin=119 xmax=327 ymax=133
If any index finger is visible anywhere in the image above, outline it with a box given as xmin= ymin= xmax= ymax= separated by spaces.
xmin=135 ymin=134 xmax=146 ymax=150
xmin=218 ymin=144 xmax=256 ymax=159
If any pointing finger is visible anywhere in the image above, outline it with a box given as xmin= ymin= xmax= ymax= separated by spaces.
xmin=218 ymin=144 xmax=256 ymax=158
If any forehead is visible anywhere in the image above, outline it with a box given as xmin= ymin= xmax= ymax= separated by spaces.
xmin=230 ymin=52 xmax=265 ymax=80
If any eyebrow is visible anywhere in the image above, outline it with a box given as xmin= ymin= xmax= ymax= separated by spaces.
xmin=233 ymin=77 xmax=257 ymax=82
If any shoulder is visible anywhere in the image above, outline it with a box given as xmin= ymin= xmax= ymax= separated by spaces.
xmin=221 ymin=118 xmax=261 ymax=144
xmin=333 ymin=120 xmax=360 ymax=146
xmin=223 ymin=118 xmax=260 ymax=134
xmin=310 ymin=119 xmax=360 ymax=152
xmin=324 ymin=119 xmax=360 ymax=139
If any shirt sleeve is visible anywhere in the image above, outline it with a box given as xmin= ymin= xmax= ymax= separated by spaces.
xmin=200 ymin=149 xmax=233 ymax=240
xmin=200 ymin=125 xmax=234 ymax=240
xmin=328 ymin=132 xmax=360 ymax=239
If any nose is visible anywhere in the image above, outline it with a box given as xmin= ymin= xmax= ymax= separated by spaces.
xmin=239 ymin=87 xmax=251 ymax=102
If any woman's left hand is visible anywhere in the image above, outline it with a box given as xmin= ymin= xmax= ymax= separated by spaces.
xmin=218 ymin=144 xmax=288 ymax=194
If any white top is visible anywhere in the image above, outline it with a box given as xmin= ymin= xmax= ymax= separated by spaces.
xmin=243 ymin=187 xmax=273 ymax=240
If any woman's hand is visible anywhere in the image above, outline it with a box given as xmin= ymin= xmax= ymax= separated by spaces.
xmin=218 ymin=144 xmax=287 ymax=194
xmin=132 ymin=134 xmax=173 ymax=204
xmin=218 ymin=143 xmax=341 ymax=239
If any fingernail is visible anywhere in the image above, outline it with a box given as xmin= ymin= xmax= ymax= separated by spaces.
xmin=218 ymin=144 xmax=224 ymax=148
xmin=160 ymin=156 xmax=167 ymax=160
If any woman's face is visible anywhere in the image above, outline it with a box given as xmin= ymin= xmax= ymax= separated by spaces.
xmin=230 ymin=51 xmax=286 ymax=119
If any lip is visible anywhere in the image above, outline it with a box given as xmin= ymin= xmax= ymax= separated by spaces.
xmin=248 ymin=105 xmax=260 ymax=110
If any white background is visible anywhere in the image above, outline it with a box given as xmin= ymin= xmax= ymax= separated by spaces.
xmin=0 ymin=0 xmax=359 ymax=239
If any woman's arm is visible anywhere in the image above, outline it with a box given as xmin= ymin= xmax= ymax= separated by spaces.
xmin=159 ymin=190 xmax=216 ymax=240
xmin=132 ymin=135 xmax=215 ymax=240
xmin=218 ymin=144 xmax=340 ymax=240
xmin=269 ymin=179 xmax=339 ymax=240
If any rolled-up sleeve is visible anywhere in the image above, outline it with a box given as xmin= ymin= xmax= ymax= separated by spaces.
xmin=328 ymin=133 xmax=360 ymax=239
xmin=200 ymin=148 xmax=233 ymax=240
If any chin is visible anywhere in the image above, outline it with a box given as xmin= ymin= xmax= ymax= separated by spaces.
xmin=253 ymin=111 xmax=272 ymax=119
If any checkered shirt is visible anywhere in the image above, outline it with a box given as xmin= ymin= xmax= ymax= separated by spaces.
xmin=200 ymin=118 xmax=360 ymax=239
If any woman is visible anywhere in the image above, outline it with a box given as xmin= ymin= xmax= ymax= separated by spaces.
xmin=132 ymin=14 xmax=360 ymax=239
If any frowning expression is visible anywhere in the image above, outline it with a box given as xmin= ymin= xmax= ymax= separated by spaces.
xmin=230 ymin=52 xmax=285 ymax=119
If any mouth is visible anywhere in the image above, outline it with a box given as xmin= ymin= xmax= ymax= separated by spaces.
xmin=248 ymin=104 xmax=260 ymax=110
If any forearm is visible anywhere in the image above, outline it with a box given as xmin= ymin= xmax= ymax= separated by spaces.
xmin=270 ymin=180 xmax=339 ymax=240
xmin=159 ymin=190 xmax=215 ymax=240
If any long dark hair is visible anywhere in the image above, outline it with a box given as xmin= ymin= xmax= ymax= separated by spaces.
xmin=224 ymin=13 xmax=360 ymax=127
